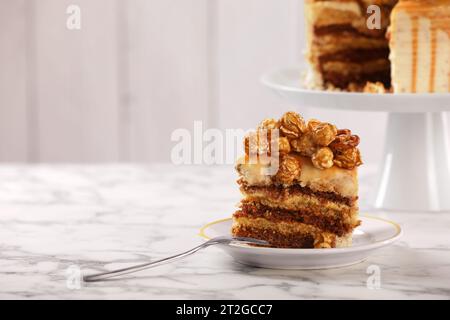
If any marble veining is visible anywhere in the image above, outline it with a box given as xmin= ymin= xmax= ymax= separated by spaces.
xmin=0 ymin=164 xmax=449 ymax=299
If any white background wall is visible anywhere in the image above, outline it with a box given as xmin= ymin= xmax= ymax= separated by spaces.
xmin=1 ymin=0 xmax=433 ymax=166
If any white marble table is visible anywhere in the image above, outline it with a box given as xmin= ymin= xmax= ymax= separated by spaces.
xmin=0 ymin=164 xmax=449 ymax=299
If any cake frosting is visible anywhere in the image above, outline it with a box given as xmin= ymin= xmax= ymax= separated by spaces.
xmin=236 ymin=155 xmax=358 ymax=198
xmin=389 ymin=0 xmax=450 ymax=92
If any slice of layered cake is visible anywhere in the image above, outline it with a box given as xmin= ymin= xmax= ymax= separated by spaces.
xmin=305 ymin=0 xmax=398 ymax=90
xmin=232 ymin=112 xmax=362 ymax=248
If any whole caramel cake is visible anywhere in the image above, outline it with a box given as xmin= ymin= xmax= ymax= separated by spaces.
xmin=304 ymin=0 xmax=450 ymax=92
xmin=232 ymin=112 xmax=362 ymax=248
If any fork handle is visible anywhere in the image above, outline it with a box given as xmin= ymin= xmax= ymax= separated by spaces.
xmin=83 ymin=242 xmax=210 ymax=282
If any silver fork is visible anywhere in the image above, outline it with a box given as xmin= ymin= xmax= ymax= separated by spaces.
xmin=83 ymin=236 xmax=268 ymax=282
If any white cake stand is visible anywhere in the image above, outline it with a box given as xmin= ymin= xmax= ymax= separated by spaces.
xmin=261 ymin=66 xmax=450 ymax=212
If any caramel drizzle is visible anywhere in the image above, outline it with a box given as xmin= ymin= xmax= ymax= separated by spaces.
xmin=429 ymin=28 xmax=437 ymax=92
xmin=411 ymin=16 xmax=419 ymax=93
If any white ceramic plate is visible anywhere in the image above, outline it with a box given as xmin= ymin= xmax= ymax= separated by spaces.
xmin=261 ymin=66 xmax=450 ymax=113
xmin=199 ymin=215 xmax=402 ymax=269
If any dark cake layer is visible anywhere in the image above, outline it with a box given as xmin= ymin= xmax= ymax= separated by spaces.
xmin=239 ymin=179 xmax=357 ymax=207
xmin=318 ymin=48 xmax=390 ymax=64
xmin=232 ymin=225 xmax=317 ymax=248
xmin=314 ymin=24 xmax=387 ymax=38
xmin=234 ymin=200 xmax=358 ymax=236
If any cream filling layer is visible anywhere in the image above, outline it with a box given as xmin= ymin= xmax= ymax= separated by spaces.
xmin=236 ymin=156 xmax=358 ymax=198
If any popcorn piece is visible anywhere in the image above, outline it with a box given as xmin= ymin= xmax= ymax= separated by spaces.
xmin=337 ymin=129 xmax=351 ymax=136
xmin=334 ymin=148 xmax=362 ymax=169
xmin=244 ymin=133 xmax=258 ymax=156
xmin=244 ymin=128 xmax=291 ymax=161
xmin=244 ymin=130 xmax=270 ymax=156
xmin=258 ymin=118 xmax=279 ymax=130
xmin=277 ymin=137 xmax=291 ymax=154
xmin=363 ymin=81 xmax=387 ymax=94
xmin=311 ymin=147 xmax=334 ymax=169
xmin=314 ymin=233 xmax=334 ymax=248
xmin=311 ymin=122 xmax=338 ymax=146
xmin=307 ymin=119 xmax=321 ymax=131
xmin=274 ymin=154 xmax=302 ymax=184
xmin=329 ymin=132 xmax=360 ymax=152
xmin=290 ymin=133 xmax=317 ymax=157
xmin=280 ymin=112 xmax=307 ymax=138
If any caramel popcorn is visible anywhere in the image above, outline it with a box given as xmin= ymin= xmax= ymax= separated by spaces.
xmin=258 ymin=118 xmax=279 ymax=130
xmin=277 ymin=137 xmax=291 ymax=154
xmin=290 ymin=133 xmax=316 ymax=157
xmin=329 ymin=132 xmax=360 ymax=152
xmin=246 ymin=111 xmax=362 ymax=170
xmin=245 ymin=129 xmax=290 ymax=157
xmin=314 ymin=233 xmax=333 ymax=248
xmin=363 ymin=81 xmax=387 ymax=94
xmin=244 ymin=135 xmax=253 ymax=156
xmin=244 ymin=131 xmax=269 ymax=157
xmin=337 ymin=128 xmax=351 ymax=136
xmin=274 ymin=154 xmax=302 ymax=184
xmin=333 ymin=148 xmax=362 ymax=169
xmin=279 ymin=112 xmax=306 ymax=139
xmin=311 ymin=147 xmax=334 ymax=169
xmin=257 ymin=132 xmax=271 ymax=156
xmin=307 ymin=119 xmax=321 ymax=131
xmin=244 ymin=132 xmax=259 ymax=156
xmin=311 ymin=122 xmax=338 ymax=146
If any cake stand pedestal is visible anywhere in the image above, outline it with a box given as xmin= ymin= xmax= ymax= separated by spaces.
xmin=261 ymin=67 xmax=450 ymax=212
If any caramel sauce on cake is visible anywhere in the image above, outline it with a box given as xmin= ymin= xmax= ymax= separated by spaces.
xmin=429 ymin=28 xmax=437 ymax=91
xmin=411 ymin=15 xmax=419 ymax=92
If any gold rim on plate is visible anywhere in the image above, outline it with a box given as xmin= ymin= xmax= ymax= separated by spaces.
xmin=198 ymin=214 xmax=402 ymax=248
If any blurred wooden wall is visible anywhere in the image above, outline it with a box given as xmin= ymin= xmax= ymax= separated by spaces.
xmin=0 ymin=0 xmax=391 ymax=164
xmin=0 ymin=0 xmax=210 ymax=162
